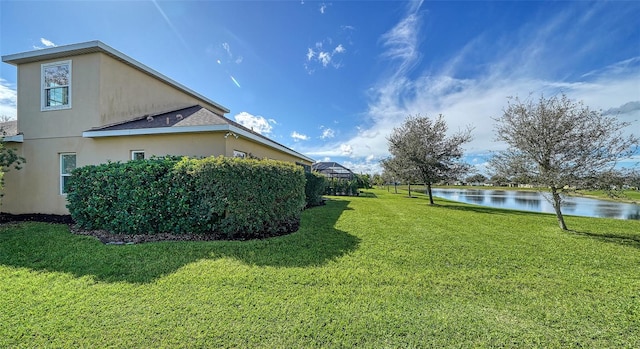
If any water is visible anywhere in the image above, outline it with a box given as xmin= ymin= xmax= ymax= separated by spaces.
xmin=431 ymin=188 xmax=640 ymax=220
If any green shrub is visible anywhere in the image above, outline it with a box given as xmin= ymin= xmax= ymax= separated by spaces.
xmin=305 ymin=172 xmax=327 ymax=207
xmin=66 ymin=157 xmax=181 ymax=234
xmin=173 ymin=156 xmax=306 ymax=237
xmin=66 ymin=156 xmax=306 ymax=238
xmin=326 ymin=178 xmax=359 ymax=196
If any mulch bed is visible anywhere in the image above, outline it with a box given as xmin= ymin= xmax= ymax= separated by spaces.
xmin=0 ymin=213 xmax=300 ymax=244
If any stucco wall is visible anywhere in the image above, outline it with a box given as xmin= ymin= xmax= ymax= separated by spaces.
xmin=16 ymin=53 xmax=101 ymax=139
xmin=97 ymin=54 xmax=227 ymax=125
xmin=227 ymin=136 xmax=313 ymax=165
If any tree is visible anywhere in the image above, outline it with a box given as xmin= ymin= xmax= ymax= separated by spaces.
xmin=489 ymin=174 xmax=510 ymax=187
xmin=355 ymin=173 xmax=371 ymax=189
xmin=0 ymin=119 xmax=25 ymax=198
xmin=380 ymin=155 xmax=419 ymax=197
xmin=465 ymin=174 xmax=487 ymax=185
xmin=371 ymin=173 xmax=384 ymax=188
xmin=490 ymin=93 xmax=639 ymax=230
xmin=386 ymin=114 xmax=473 ymax=204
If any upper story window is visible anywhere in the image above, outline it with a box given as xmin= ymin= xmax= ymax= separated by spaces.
xmin=42 ymin=60 xmax=72 ymax=111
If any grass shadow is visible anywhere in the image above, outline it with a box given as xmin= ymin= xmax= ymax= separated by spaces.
xmin=569 ymin=229 xmax=640 ymax=249
xmin=0 ymin=200 xmax=359 ymax=284
xmin=357 ymin=191 xmax=378 ymax=198
xmin=435 ymin=201 xmax=549 ymax=217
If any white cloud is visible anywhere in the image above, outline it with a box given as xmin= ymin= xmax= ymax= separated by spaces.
xmin=306 ymin=48 xmax=315 ymax=61
xmin=234 ymin=112 xmax=275 ymax=134
xmin=602 ymin=101 xmax=640 ymax=116
xmin=33 ymin=37 xmax=57 ymax=50
xmin=40 ymin=38 xmax=56 ymax=47
xmin=379 ymin=4 xmax=421 ymax=76
xmin=318 ymin=52 xmax=331 ymax=67
xmin=304 ymin=1 xmax=640 ymax=174
xmin=0 ymin=79 xmax=17 ymax=118
xmin=291 ymin=131 xmax=309 ymax=141
xmin=305 ymin=39 xmax=347 ymax=72
xmin=321 ymin=127 xmax=335 ymax=139
xmin=319 ymin=3 xmax=327 ymax=14
xmin=340 ymin=144 xmax=353 ymax=156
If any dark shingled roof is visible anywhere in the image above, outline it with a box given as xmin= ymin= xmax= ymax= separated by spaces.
xmin=88 ymin=105 xmax=229 ymax=131
xmin=0 ymin=120 xmax=18 ymax=137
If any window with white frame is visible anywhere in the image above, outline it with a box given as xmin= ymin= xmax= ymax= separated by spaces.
xmin=42 ymin=60 xmax=72 ymax=111
xmin=131 ymin=150 xmax=145 ymax=160
xmin=60 ymin=153 xmax=76 ymax=195
xmin=233 ymin=150 xmax=246 ymax=158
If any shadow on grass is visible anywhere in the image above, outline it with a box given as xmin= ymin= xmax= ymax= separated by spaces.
xmin=569 ymin=229 xmax=640 ymax=249
xmin=357 ymin=191 xmax=378 ymax=198
xmin=0 ymin=200 xmax=359 ymax=284
xmin=434 ymin=201 xmax=547 ymax=217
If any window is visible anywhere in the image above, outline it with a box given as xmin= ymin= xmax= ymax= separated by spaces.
xmin=131 ymin=150 xmax=145 ymax=160
xmin=60 ymin=153 xmax=76 ymax=195
xmin=42 ymin=60 xmax=71 ymax=111
xmin=233 ymin=150 xmax=246 ymax=158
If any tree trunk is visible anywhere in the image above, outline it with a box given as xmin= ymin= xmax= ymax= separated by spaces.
xmin=550 ymin=187 xmax=567 ymax=230
xmin=426 ymin=182 xmax=434 ymax=205
xmin=394 ymin=182 xmax=398 ymax=194
xmin=408 ymin=183 xmax=412 ymax=197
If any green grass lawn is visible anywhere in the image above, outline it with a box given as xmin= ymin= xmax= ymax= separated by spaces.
xmin=1 ymin=189 xmax=639 ymax=348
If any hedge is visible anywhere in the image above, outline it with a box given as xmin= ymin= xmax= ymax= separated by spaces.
xmin=66 ymin=156 xmax=306 ymax=238
xmin=304 ymin=172 xmax=327 ymax=207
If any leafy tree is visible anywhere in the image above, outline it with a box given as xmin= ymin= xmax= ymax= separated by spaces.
xmin=625 ymin=170 xmax=640 ymax=190
xmin=371 ymin=173 xmax=384 ymax=187
xmin=381 ymin=155 xmax=419 ymax=197
xmin=386 ymin=114 xmax=473 ymax=204
xmin=465 ymin=174 xmax=487 ymax=185
xmin=489 ymin=174 xmax=510 ymax=187
xmin=0 ymin=118 xmax=25 ymax=198
xmin=380 ymin=169 xmax=398 ymax=193
xmin=490 ymin=93 xmax=639 ymax=230
xmin=355 ymin=173 xmax=371 ymax=189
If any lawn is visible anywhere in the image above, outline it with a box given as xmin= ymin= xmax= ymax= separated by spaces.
xmin=1 ymin=189 xmax=639 ymax=348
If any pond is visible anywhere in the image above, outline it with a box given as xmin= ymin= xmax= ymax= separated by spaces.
xmin=431 ymin=188 xmax=640 ymax=221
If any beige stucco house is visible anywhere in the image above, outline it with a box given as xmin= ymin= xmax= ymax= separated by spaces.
xmin=1 ymin=41 xmax=313 ymax=215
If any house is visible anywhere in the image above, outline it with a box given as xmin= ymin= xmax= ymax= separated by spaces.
xmin=312 ymin=161 xmax=355 ymax=180
xmin=1 ymin=41 xmax=313 ymax=215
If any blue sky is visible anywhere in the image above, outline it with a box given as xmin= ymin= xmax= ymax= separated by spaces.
xmin=1 ymin=1 xmax=639 ymax=174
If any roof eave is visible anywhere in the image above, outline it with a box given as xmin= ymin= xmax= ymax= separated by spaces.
xmin=2 ymin=134 xmax=23 ymax=143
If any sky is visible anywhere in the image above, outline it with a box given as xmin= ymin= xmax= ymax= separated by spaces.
xmin=1 ymin=0 xmax=639 ymax=175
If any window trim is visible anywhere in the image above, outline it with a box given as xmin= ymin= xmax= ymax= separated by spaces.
xmin=60 ymin=153 xmax=76 ymax=195
xmin=42 ymin=60 xmax=72 ymax=111
xmin=131 ymin=150 xmax=145 ymax=160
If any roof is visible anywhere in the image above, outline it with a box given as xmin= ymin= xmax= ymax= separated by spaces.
xmin=1 ymin=41 xmax=230 ymax=114
xmin=84 ymin=105 xmax=315 ymax=163
xmin=0 ymin=120 xmax=22 ymax=142
xmin=312 ymin=161 xmax=355 ymax=177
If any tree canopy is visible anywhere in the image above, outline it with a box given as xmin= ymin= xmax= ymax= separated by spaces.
xmin=0 ymin=120 xmax=25 ymax=200
xmin=384 ymin=114 xmax=473 ymax=204
xmin=490 ymin=93 xmax=638 ymax=230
